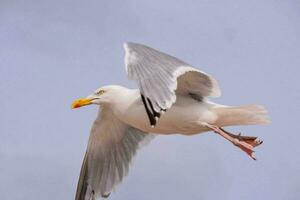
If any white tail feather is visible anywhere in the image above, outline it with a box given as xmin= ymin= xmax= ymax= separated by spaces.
xmin=214 ymin=105 xmax=271 ymax=127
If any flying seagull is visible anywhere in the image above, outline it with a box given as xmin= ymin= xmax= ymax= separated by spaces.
xmin=71 ymin=42 xmax=270 ymax=199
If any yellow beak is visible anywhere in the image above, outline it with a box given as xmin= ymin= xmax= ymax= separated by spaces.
xmin=71 ymin=98 xmax=93 ymax=109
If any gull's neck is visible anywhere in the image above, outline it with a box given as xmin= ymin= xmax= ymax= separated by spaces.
xmin=107 ymin=87 xmax=139 ymax=116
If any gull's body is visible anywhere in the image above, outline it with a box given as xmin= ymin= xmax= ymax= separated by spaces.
xmin=106 ymin=87 xmax=215 ymax=134
xmin=72 ymin=43 xmax=270 ymax=200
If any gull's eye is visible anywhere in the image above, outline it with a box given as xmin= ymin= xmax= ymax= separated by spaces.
xmin=96 ymin=90 xmax=105 ymax=95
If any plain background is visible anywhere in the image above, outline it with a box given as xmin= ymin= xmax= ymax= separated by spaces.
xmin=1 ymin=0 xmax=300 ymax=199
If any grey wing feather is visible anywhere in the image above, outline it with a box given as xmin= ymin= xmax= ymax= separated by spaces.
xmin=123 ymin=42 xmax=221 ymax=126
xmin=75 ymin=108 xmax=154 ymax=200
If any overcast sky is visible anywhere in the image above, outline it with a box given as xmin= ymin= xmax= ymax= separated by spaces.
xmin=1 ymin=0 xmax=300 ymax=199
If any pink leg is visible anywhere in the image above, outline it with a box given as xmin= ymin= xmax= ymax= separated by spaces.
xmin=207 ymin=125 xmax=263 ymax=160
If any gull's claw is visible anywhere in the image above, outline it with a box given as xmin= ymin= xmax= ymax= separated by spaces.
xmin=237 ymin=133 xmax=242 ymax=140
xmin=208 ymin=125 xmax=263 ymax=160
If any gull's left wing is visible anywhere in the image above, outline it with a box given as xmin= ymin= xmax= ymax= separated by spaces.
xmin=123 ymin=42 xmax=221 ymax=127
xmin=75 ymin=107 xmax=154 ymax=200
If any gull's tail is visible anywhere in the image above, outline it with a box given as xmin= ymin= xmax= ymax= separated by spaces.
xmin=214 ymin=105 xmax=271 ymax=127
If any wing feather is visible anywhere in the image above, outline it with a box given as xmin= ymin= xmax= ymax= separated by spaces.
xmin=124 ymin=42 xmax=221 ymax=126
xmin=75 ymin=107 xmax=154 ymax=200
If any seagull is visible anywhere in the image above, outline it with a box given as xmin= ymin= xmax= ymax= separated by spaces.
xmin=71 ymin=42 xmax=270 ymax=200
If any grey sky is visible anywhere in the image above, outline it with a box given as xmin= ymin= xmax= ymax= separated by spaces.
xmin=1 ymin=0 xmax=300 ymax=199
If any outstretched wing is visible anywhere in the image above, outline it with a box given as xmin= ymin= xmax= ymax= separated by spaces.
xmin=75 ymin=107 xmax=154 ymax=200
xmin=123 ymin=42 xmax=221 ymax=126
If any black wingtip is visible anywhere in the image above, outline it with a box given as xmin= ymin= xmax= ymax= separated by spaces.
xmin=146 ymin=98 xmax=161 ymax=118
xmin=141 ymin=95 xmax=156 ymax=126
